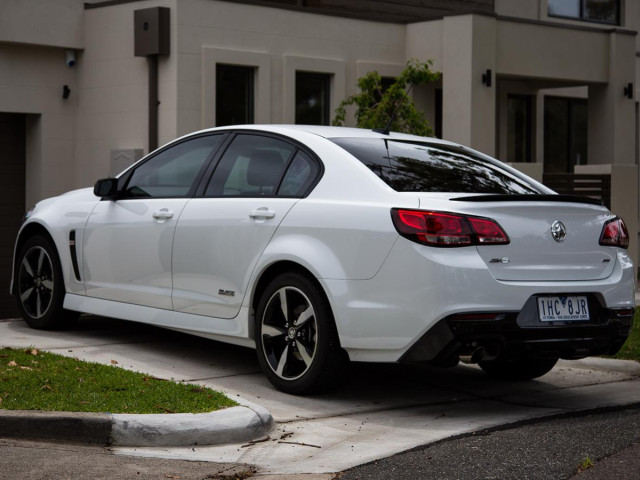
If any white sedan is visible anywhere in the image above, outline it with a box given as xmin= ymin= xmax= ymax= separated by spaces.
xmin=11 ymin=125 xmax=635 ymax=394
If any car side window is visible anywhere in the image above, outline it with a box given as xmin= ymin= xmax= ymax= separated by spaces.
xmin=206 ymin=134 xmax=296 ymax=197
xmin=123 ymin=135 xmax=223 ymax=198
xmin=278 ymin=151 xmax=319 ymax=197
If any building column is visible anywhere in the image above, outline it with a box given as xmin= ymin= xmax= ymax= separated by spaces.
xmin=585 ymin=31 xmax=638 ymax=267
xmin=588 ymin=31 xmax=635 ymax=166
xmin=442 ymin=14 xmax=497 ymax=156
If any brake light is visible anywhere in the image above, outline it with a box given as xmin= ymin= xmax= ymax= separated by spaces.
xmin=391 ymin=209 xmax=509 ymax=247
xmin=599 ymin=217 xmax=629 ymax=249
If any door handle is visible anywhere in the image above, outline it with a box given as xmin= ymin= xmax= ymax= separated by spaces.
xmin=249 ymin=208 xmax=276 ymax=220
xmin=152 ymin=208 xmax=174 ymax=222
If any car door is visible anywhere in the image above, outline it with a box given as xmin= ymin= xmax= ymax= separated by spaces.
xmin=172 ymin=132 xmax=320 ymax=319
xmin=82 ymin=134 xmax=225 ymax=309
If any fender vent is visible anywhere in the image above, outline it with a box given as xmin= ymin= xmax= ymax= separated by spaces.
xmin=69 ymin=230 xmax=81 ymax=281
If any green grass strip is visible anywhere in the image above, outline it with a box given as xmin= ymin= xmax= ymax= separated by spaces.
xmin=0 ymin=347 xmax=237 ymax=414
xmin=612 ymin=307 xmax=640 ymax=362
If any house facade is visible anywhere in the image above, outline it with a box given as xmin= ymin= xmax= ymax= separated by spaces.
xmin=0 ymin=0 xmax=638 ymax=316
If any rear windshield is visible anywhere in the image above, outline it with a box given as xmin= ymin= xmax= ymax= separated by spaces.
xmin=330 ymin=138 xmax=540 ymax=194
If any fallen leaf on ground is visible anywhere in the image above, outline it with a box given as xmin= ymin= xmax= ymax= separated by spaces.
xmin=8 ymin=361 xmax=17 ymax=367
xmin=154 ymin=404 xmax=176 ymax=413
xmin=110 ymin=359 xmax=118 ymax=364
xmin=19 ymin=366 xmax=33 ymax=371
xmin=164 ymin=474 xmax=181 ymax=479
xmin=29 ymin=349 xmax=38 ymax=356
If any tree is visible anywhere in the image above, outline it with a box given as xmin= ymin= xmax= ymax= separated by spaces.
xmin=332 ymin=59 xmax=440 ymax=136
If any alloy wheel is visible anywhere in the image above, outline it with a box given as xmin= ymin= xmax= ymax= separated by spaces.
xmin=261 ymin=286 xmax=318 ymax=380
xmin=18 ymin=246 xmax=54 ymax=319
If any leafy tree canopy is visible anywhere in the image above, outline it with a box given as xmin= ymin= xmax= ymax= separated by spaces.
xmin=332 ymin=59 xmax=441 ymax=136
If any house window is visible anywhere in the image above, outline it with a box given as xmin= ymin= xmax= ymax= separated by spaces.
xmin=216 ymin=65 xmax=254 ymax=126
xmin=507 ymin=95 xmax=533 ymax=163
xmin=295 ymin=72 xmax=331 ymax=125
xmin=544 ymin=97 xmax=588 ymax=173
xmin=548 ymin=0 xmax=619 ymax=25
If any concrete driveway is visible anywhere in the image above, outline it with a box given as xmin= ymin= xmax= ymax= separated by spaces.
xmin=2 ymin=315 xmax=639 ymax=475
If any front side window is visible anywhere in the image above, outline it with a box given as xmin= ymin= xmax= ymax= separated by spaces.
xmin=295 ymin=72 xmax=331 ymax=125
xmin=216 ymin=64 xmax=255 ymax=126
xmin=548 ymin=0 xmax=619 ymax=25
xmin=331 ymin=138 xmax=540 ymax=194
xmin=124 ymin=135 xmax=223 ymax=198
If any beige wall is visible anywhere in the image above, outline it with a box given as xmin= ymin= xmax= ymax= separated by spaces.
xmin=75 ymin=0 xmax=176 ymax=187
xmin=0 ymin=0 xmax=84 ymax=49
xmin=0 ymin=43 xmax=78 ymax=206
xmin=175 ymin=0 xmax=407 ymax=134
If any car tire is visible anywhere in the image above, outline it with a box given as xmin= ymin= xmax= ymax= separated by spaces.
xmin=255 ymin=272 xmax=343 ymax=395
xmin=15 ymin=235 xmax=79 ymax=330
xmin=478 ymin=356 xmax=558 ymax=381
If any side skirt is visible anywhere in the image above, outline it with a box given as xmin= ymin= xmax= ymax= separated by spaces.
xmin=63 ymin=294 xmax=255 ymax=349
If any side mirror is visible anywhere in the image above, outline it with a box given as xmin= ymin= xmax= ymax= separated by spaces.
xmin=93 ymin=178 xmax=119 ymax=199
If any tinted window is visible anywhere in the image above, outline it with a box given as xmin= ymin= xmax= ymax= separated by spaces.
xmin=206 ymin=134 xmax=296 ymax=197
xmin=548 ymin=0 xmax=619 ymax=25
xmin=296 ymin=72 xmax=331 ymax=125
xmin=124 ymin=135 xmax=223 ymax=198
xmin=279 ymin=151 xmax=319 ymax=197
xmin=331 ymin=138 xmax=540 ymax=194
xmin=216 ymin=64 xmax=254 ymax=126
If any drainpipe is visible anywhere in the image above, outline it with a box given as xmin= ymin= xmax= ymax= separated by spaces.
xmin=134 ymin=7 xmax=170 ymax=153
xmin=148 ymin=55 xmax=159 ymax=152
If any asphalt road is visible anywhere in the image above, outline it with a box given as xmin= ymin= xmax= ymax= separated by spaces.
xmin=2 ymin=405 xmax=640 ymax=480
xmin=341 ymin=405 xmax=640 ymax=480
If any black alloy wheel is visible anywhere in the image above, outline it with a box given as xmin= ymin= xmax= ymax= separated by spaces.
xmin=16 ymin=235 xmax=78 ymax=330
xmin=255 ymin=272 xmax=343 ymax=394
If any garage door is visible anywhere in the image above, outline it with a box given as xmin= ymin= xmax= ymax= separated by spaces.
xmin=0 ymin=113 xmax=26 ymax=318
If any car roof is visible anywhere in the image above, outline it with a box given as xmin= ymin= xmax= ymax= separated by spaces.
xmin=184 ymin=124 xmax=463 ymax=148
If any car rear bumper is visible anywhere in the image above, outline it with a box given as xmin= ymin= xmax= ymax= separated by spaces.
xmin=324 ymin=238 xmax=635 ymax=363
xmin=400 ymin=302 xmax=634 ymax=365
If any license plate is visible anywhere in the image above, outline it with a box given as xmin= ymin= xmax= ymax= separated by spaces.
xmin=538 ymin=296 xmax=590 ymax=322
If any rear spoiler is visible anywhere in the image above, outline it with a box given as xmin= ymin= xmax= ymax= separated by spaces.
xmin=450 ymin=194 xmax=604 ymax=207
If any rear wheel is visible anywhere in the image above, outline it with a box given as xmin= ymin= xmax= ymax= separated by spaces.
xmin=16 ymin=235 xmax=78 ymax=330
xmin=255 ymin=272 xmax=343 ymax=394
xmin=479 ymin=356 xmax=558 ymax=381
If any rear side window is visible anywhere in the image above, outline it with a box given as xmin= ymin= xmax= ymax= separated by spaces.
xmin=330 ymin=138 xmax=539 ymax=194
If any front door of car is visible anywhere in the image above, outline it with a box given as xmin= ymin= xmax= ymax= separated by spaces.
xmin=82 ymin=134 xmax=225 ymax=309
xmin=172 ymin=133 xmax=320 ymax=319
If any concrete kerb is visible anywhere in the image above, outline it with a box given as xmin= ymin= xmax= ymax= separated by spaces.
xmin=0 ymin=404 xmax=275 ymax=447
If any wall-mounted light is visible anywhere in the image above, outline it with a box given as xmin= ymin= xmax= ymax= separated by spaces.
xmin=62 ymin=85 xmax=71 ymax=99
xmin=481 ymin=69 xmax=492 ymax=88
xmin=624 ymin=83 xmax=633 ymax=99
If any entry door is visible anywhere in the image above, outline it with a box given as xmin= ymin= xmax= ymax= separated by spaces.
xmin=82 ymin=134 xmax=225 ymax=310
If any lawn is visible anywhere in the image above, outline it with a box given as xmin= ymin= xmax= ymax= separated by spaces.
xmin=0 ymin=347 xmax=237 ymax=413
xmin=611 ymin=307 xmax=640 ymax=362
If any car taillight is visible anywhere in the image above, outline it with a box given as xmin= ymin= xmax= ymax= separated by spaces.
xmin=391 ymin=209 xmax=509 ymax=247
xmin=599 ymin=217 xmax=629 ymax=249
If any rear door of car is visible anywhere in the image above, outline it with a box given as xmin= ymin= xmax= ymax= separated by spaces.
xmin=82 ymin=134 xmax=225 ymax=309
xmin=172 ymin=132 xmax=321 ymax=319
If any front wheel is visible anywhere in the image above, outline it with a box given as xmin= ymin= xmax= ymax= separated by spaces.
xmin=479 ymin=356 xmax=558 ymax=381
xmin=255 ymin=272 xmax=343 ymax=395
xmin=16 ymin=235 xmax=78 ymax=330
